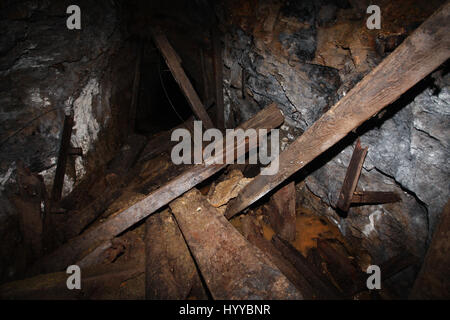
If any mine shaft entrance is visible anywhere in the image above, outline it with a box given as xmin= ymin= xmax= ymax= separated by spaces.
xmin=134 ymin=41 xmax=196 ymax=135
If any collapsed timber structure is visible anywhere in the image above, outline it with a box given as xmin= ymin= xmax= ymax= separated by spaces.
xmin=0 ymin=1 xmax=449 ymax=300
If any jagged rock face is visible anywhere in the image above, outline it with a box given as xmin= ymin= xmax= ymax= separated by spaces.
xmin=218 ymin=0 xmax=448 ymax=263
xmin=0 ymin=0 xmax=134 ymax=195
xmin=0 ymin=0 xmax=135 ymax=282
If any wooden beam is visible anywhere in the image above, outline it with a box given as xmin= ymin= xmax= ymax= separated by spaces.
xmin=336 ymin=139 xmax=368 ymax=212
xmin=169 ymin=189 xmax=303 ymax=299
xmin=151 ymin=26 xmax=214 ymax=129
xmin=271 ymin=235 xmax=341 ymax=299
xmin=410 ymin=200 xmax=450 ymax=299
xmin=263 ymin=182 xmax=296 ymax=241
xmin=51 ymin=113 xmax=74 ymax=202
xmin=351 ymin=191 xmax=401 ymax=205
xmin=225 ymin=3 xmax=450 ymax=219
xmin=29 ymin=104 xmax=284 ymax=275
xmin=212 ymin=27 xmax=225 ymax=129
xmin=145 ymin=209 xmax=206 ymax=300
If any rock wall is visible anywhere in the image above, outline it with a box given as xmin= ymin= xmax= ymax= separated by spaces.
xmin=218 ymin=0 xmax=448 ymax=263
xmin=0 ymin=0 xmax=136 ymax=282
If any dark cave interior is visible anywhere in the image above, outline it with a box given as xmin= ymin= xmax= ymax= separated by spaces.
xmin=0 ymin=0 xmax=449 ymax=301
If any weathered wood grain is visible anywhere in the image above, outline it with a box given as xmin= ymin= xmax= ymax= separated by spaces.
xmin=336 ymin=139 xmax=368 ymax=212
xmin=29 ymin=104 xmax=284 ymax=275
xmin=169 ymin=189 xmax=303 ymax=300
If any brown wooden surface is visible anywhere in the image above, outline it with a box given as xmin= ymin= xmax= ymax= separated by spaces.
xmin=51 ymin=114 xmax=74 ymax=202
xmin=169 ymin=189 xmax=303 ymax=300
xmin=240 ymin=215 xmax=316 ymax=299
xmin=271 ymin=235 xmax=341 ymax=299
xmin=151 ymin=26 xmax=214 ymax=129
xmin=351 ymin=191 xmax=401 ymax=205
xmin=264 ymin=182 xmax=296 ymax=241
xmin=145 ymin=209 xmax=206 ymax=300
xmin=212 ymin=27 xmax=225 ymax=129
xmin=224 ymin=3 xmax=450 ymax=219
xmin=29 ymin=104 xmax=284 ymax=275
xmin=410 ymin=200 xmax=450 ymax=299
xmin=336 ymin=140 xmax=368 ymax=211
xmin=317 ymin=239 xmax=364 ymax=296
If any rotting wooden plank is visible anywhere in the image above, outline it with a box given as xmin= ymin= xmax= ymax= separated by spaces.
xmin=29 ymin=104 xmax=284 ymax=275
xmin=212 ymin=27 xmax=225 ymax=129
xmin=336 ymin=139 xmax=368 ymax=212
xmin=316 ymin=239 xmax=363 ymax=296
xmin=224 ymin=3 xmax=450 ymax=219
xmin=271 ymin=235 xmax=341 ymax=299
xmin=151 ymin=26 xmax=214 ymax=129
xmin=264 ymin=182 xmax=296 ymax=241
xmin=351 ymin=191 xmax=401 ymax=205
xmin=410 ymin=200 xmax=450 ymax=299
xmin=145 ymin=209 xmax=206 ymax=300
xmin=51 ymin=113 xmax=74 ymax=202
xmin=169 ymin=189 xmax=303 ymax=300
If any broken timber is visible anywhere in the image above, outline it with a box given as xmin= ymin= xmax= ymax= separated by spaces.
xmin=51 ymin=113 xmax=75 ymax=202
xmin=29 ymin=103 xmax=284 ymax=275
xmin=169 ymin=189 xmax=303 ymax=300
xmin=263 ymin=182 xmax=296 ymax=241
xmin=225 ymin=3 xmax=450 ymax=219
xmin=336 ymin=140 xmax=368 ymax=212
xmin=351 ymin=191 xmax=400 ymax=205
xmin=151 ymin=26 xmax=214 ymax=129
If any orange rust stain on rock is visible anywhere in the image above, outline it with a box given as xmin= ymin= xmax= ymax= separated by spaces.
xmin=290 ymin=209 xmax=344 ymax=257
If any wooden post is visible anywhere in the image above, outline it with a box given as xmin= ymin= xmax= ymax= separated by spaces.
xmin=51 ymin=113 xmax=74 ymax=202
xmin=151 ymin=26 xmax=214 ymax=129
xmin=336 ymin=139 xmax=368 ymax=212
xmin=225 ymin=3 xmax=450 ymax=219
xmin=169 ymin=189 xmax=303 ymax=300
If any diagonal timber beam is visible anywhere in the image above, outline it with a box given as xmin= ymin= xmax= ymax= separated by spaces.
xmin=151 ymin=26 xmax=214 ymax=129
xmin=29 ymin=104 xmax=284 ymax=275
xmin=169 ymin=189 xmax=303 ymax=300
xmin=225 ymin=3 xmax=450 ymax=219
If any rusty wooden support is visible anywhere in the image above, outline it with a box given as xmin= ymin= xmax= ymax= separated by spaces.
xmin=151 ymin=26 xmax=214 ymax=129
xmin=336 ymin=139 xmax=368 ymax=212
xmin=169 ymin=189 xmax=303 ymax=300
xmin=410 ymin=200 xmax=450 ymax=299
xmin=224 ymin=3 xmax=450 ymax=219
xmin=29 ymin=104 xmax=284 ymax=275
xmin=351 ymin=191 xmax=401 ymax=205
xmin=0 ymin=255 xmax=144 ymax=300
xmin=271 ymin=235 xmax=341 ymax=299
xmin=316 ymin=239 xmax=364 ymax=296
xmin=263 ymin=182 xmax=296 ymax=241
xmin=212 ymin=27 xmax=225 ymax=129
xmin=145 ymin=209 xmax=207 ymax=300
xmin=51 ymin=113 xmax=74 ymax=202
